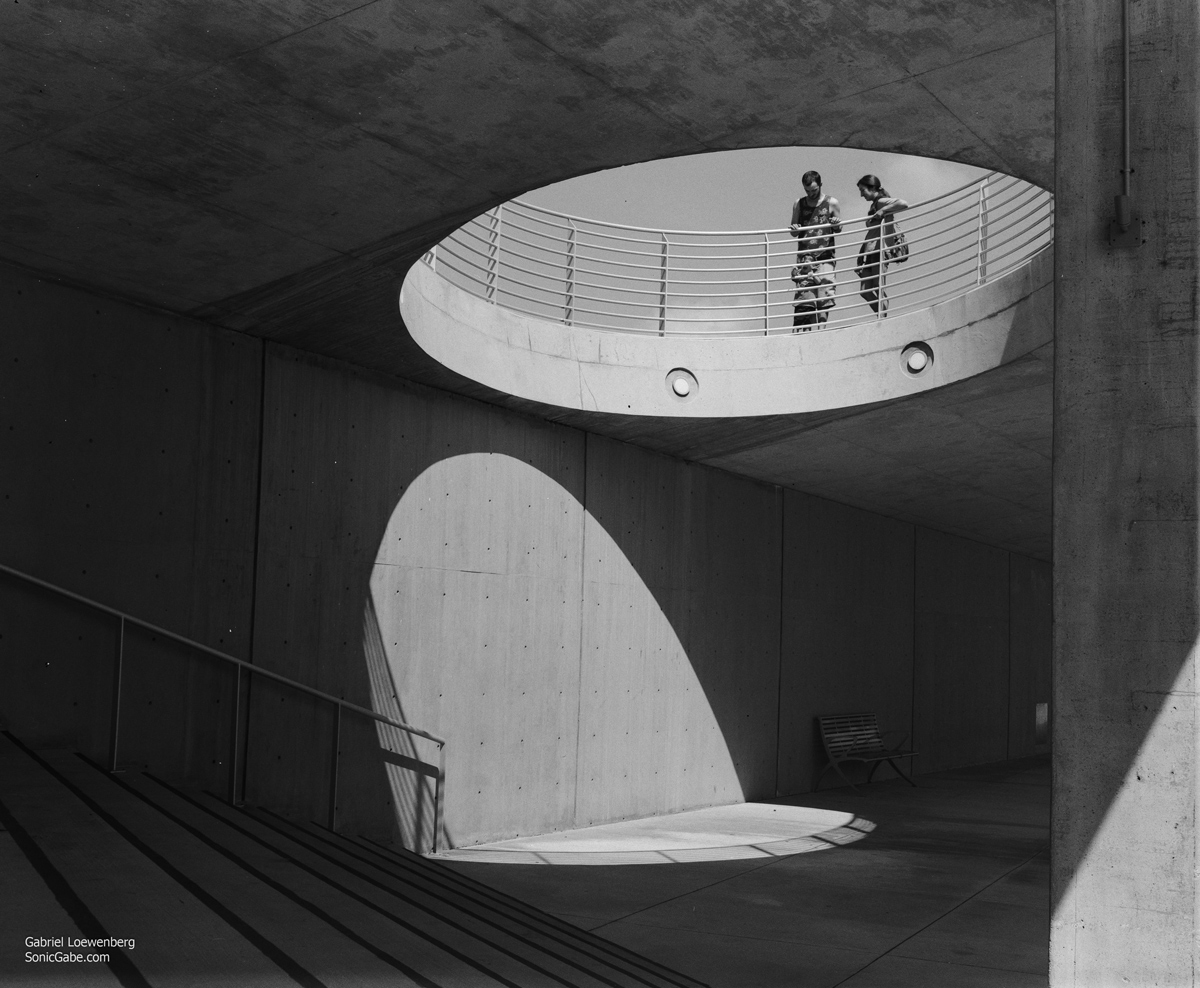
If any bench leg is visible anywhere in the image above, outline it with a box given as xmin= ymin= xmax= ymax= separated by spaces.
xmin=885 ymin=757 xmax=917 ymax=787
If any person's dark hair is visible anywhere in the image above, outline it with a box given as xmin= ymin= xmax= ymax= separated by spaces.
xmin=857 ymin=174 xmax=888 ymax=195
xmin=802 ymin=170 xmax=822 ymax=186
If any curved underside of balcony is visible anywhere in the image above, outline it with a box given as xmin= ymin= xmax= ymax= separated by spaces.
xmin=400 ymin=247 xmax=1051 ymax=418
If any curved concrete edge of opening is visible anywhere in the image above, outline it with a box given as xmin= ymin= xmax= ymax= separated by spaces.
xmin=400 ymin=247 xmax=1052 ymax=417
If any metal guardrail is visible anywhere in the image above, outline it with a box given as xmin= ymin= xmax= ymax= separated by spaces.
xmin=426 ymin=172 xmax=1053 ymax=336
xmin=0 ymin=562 xmax=446 ymax=851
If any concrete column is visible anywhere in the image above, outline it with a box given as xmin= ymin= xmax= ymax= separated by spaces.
xmin=1052 ymin=0 xmax=1199 ymax=983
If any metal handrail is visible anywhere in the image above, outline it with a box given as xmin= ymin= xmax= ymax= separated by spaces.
xmin=0 ymin=561 xmax=446 ymax=851
xmin=426 ymin=171 xmax=1053 ymax=336
xmin=511 ymin=168 xmax=1009 ymax=235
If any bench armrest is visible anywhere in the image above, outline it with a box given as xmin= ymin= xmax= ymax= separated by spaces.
xmin=879 ymin=730 xmax=911 ymax=752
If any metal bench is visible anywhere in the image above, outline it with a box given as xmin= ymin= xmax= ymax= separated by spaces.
xmin=816 ymin=713 xmax=918 ymax=792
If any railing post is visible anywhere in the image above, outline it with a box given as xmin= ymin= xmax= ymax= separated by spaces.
xmin=763 ymin=233 xmax=770 ymax=336
xmin=486 ymin=206 xmax=501 ymax=302
xmin=228 ymin=663 xmax=242 ymax=805
xmin=977 ymin=176 xmax=990 ymax=285
xmin=433 ymin=741 xmax=446 ymax=854
xmin=658 ymin=233 xmax=668 ymax=336
xmin=327 ymin=702 xmax=342 ymax=831
xmin=565 ymin=221 xmax=576 ymax=325
xmin=108 ymin=616 xmax=125 ymax=772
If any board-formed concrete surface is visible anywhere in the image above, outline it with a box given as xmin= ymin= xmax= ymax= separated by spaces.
xmin=0 ymin=263 xmax=1052 ymax=851
xmin=0 ymin=0 xmax=1053 ymax=327
xmin=0 ymin=0 xmax=1056 ymax=562
xmin=1051 ymin=0 xmax=1200 ymax=981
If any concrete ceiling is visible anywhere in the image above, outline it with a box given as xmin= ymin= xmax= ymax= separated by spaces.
xmin=1 ymin=0 xmax=1055 ymax=559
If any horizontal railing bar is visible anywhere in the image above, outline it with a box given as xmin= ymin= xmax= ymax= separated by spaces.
xmin=509 ymin=170 xmax=1007 ymax=234
xmin=500 ymin=242 xmax=1052 ymax=332
xmin=485 ymin=205 xmax=1029 ymax=276
xmin=0 ymin=561 xmax=446 ymax=747
xmin=975 ymin=205 xmax=1053 ymax=247
xmin=985 ymin=226 xmax=1056 ymax=267
xmin=501 ymin=186 xmax=1037 ymax=257
xmin=505 ymin=213 xmax=918 ymax=249
xmin=489 ymin=238 xmax=1046 ymax=324
xmin=487 ymin=243 xmax=1044 ymax=322
xmin=430 ymin=181 xmax=1052 ymax=335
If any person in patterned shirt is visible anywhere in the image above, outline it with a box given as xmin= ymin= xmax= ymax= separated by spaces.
xmin=789 ymin=170 xmax=842 ymax=328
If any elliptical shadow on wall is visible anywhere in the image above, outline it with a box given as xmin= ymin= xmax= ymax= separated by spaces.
xmin=361 ymin=452 xmax=776 ymax=853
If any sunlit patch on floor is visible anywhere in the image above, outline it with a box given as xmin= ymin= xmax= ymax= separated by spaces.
xmin=431 ymin=802 xmax=875 ymax=865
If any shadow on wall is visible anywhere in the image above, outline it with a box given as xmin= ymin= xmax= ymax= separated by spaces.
xmin=362 ymin=452 xmax=762 ymax=851
xmin=361 ymin=595 xmax=446 ymax=854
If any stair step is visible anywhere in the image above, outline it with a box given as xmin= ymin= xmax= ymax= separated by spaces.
xmin=137 ymin=773 xmax=703 ymax=988
xmin=38 ymin=745 xmax=473 ymax=988
xmin=0 ymin=822 xmax=122 ymax=987
xmin=118 ymin=770 xmax=564 ymax=988
xmin=292 ymin=819 xmax=705 ymax=988
xmin=2 ymin=733 xmax=707 ymax=988
xmin=345 ymin=833 xmax=707 ymax=988
xmin=0 ymin=733 xmax=291 ymax=987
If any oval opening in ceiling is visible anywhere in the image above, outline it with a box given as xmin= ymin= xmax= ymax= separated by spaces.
xmin=402 ymin=148 xmax=1053 ymax=417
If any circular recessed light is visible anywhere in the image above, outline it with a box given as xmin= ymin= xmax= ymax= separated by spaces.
xmin=900 ymin=342 xmax=934 ymax=377
xmin=666 ymin=368 xmax=699 ymax=401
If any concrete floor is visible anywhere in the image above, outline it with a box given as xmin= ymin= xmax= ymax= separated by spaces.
xmin=442 ymin=758 xmax=1050 ymax=988
xmin=436 ymin=802 xmax=873 ymax=865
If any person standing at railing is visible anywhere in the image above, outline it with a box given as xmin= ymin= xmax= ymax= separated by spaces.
xmin=789 ymin=170 xmax=841 ymax=329
xmin=855 ymin=175 xmax=909 ymax=316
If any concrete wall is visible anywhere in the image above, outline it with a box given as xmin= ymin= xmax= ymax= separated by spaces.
xmin=778 ymin=491 xmax=915 ymax=793
xmin=777 ymin=493 xmax=1050 ymax=792
xmin=0 ymin=264 xmax=1052 ymax=851
xmin=1052 ymin=0 xmax=1199 ymax=979
xmin=913 ymin=529 xmax=1011 ymax=773
xmin=576 ymin=436 xmax=781 ymax=824
xmin=247 ymin=345 xmax=590 ymax=843
xmin=247 ymin=349 xmax=783 ymax=847
xmin=1008 ymin=553 xmax=1051 ymax=760
xmin=0 ymin=266 xmax=261 ymax=790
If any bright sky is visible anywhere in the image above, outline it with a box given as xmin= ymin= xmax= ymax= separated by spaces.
xmin=520 ymin=147 xmax=992 ymax=232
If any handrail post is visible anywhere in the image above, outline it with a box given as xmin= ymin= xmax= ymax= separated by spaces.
xmin=565 ymin=221 xmax=576 ymax=325
xmin=877 ymin=245 xmax=885 ymax=322
xmin=0 ymin=561 xmax=447 ymax=846
xmin=433 ymin=741 xmax=446 ymax=854
xmin=763 ymin=233 xmax=770 ymax=336
xmin=977 ymin=176 xmax=990 ymax=285
xmin=658 ymin=233 xmax=668 ymax=336
xmin=486 ymin=206 xmax=501 ymax=302
xmin=108 ymin=616 xmax=125 ymax=772
xmin=228 ymin=663 xmax=242 ymax=805
xmin=327 ymin=702 xmax=342 ymax=831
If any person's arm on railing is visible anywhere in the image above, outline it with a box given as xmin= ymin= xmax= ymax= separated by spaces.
xmin=827 ymin=195 xmax=843 ymax=234
xmin=874 ymin=196 xmax=910 ymax=216
xmin=789 ymin=198 xmax=803 ymax=238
